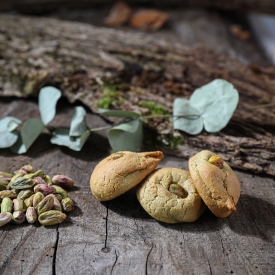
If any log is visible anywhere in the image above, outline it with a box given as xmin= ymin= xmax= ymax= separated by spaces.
xmin=0 ymin=0 xmax=275 ymax=14
xmin=0 ymin=15 xmax=275 ymax=176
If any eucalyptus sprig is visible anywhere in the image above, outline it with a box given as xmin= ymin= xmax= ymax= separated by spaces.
xmin=0 ymin=79 xmax=239 ymax=154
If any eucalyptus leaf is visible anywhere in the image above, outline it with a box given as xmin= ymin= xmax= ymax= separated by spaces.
xmin=7 ymin=119 xmax=21 ymax=132
xmin=0 ymin=116 xmax=21 ymax=132
xmin=38 ymin=86 xmax=62 ymax=125
xmin=98 ymin=109 xmax=140 ymax=118
xmin=10 ymin=118 xmax=44 ymax=154
xmin=173 ymin=98 xmax=203 ymax=135
xmin=50 ymin=129 xmax=90 ymax=151
xmin=0 ymin=116 xmax=21 ymax=148
xmin=190 ymin=79 xmax=239 ymax=132
xmin=69 ymin=106 xmax=87 ymax=137
xmin=0 ymin=131 xmax=19 ymax=148
xmin=108 ymin=119 xmax=142 ymax=152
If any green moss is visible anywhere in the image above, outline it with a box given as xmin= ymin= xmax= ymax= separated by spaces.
xmin=143 ymin=127 xmax=184 ymax=151
xmin=166 ymin=133 xmax=185 ymax=150
xmin=139 ymin=101 xmax=169 ymax=115
xmin=98 ymin=83 xmax=124 ymax=109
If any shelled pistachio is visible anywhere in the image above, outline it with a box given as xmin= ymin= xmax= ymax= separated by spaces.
xmin=1 ymin=197 xmax=13 ymax=213
xmin=0 ymin=166 xmax=75 ymax=227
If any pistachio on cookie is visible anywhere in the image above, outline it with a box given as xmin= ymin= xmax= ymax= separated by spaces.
xmin=136 ymin=167 xmax=206 ymax=223
xmin=90 ymin=151 xmax=164 ymax=201
xmin=189 ymin=150 xmax=241 ymax=218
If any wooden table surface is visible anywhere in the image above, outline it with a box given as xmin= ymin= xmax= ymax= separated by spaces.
xmin=1 ymin=8 xmax=275 ymax=275
xmin=1 ymin=98 xmax=275 ymax=275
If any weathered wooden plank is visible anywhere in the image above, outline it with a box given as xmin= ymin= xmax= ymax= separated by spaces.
xmin=0 ymin=15 xmax=274 ymax=176
xmin=0 ymin=98 xmax=275 ymax=274
xmin=48 ymin=8 xmax=270 ymax=66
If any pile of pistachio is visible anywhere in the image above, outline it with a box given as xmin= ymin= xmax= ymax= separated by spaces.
xmin=0 ymin=165 xmax=74 ymax=227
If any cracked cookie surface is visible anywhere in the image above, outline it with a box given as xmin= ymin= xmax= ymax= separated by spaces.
xmin=90 ymin=151 xmax=164 ymax=201
xmin=136 ymin=167 xmax=206 ymax=223
xmin=189 ymin=150 xmax=240 ymax=218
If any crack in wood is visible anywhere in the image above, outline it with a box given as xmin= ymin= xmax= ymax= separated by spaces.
xmin=110 ymin=248 xmax=118 ymax=275
xmin=103 ymin=202 xmax=109 ymax=250
xmin=52 ymin=225 xmax=60 ymax=275
xmin=133 ymin=219 xmax=147 ymax=245
xmin=145 ymin=245 xmax=153 ymax=275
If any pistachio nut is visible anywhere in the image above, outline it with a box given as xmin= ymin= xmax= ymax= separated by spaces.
xmin=7 ymin=173 xmax=24 ymax=189
xmin=47 ymin=194 xmax=62 ymax=212
xmin=0 ymin=178 xmax=9 ymax=191
xmin=0 ymin=171 xmax=14 ymax=179
xmin=34 ymin=184 xmax=55 ymax=196
xmin=32 ymin=192 xmax=45 ymax=208
xmin=26 ymin=207 xmax=37 ymax=224
xmin=0 ymin=212 xmax=13 ymax=227
xmin=168 ymin=183 xmax=188 ymax=198
xmin=33 ymin=177 xmax=47 ymax=185
xmin=10 ymin=175 xmax=36 ymax=190
xmin=38 ymin=210 xmax=67 ymax=226
xmin=24 ymin=194 xmax=35 ymax=207
xmin=61 ymin=197 xmax=74 ymax=212
xmin=13 ymin=198 xmax=27 ymax=212
xmin=0 ymin=190 xmax=17 ymax=200
xmin=14 ymin=169 xmax=27 ymax=175
xmin=20 ymin=165 xmax=35 ymax=174
xmin=208 ymin=155 xmax=224 ymax=168
xmin=12 ymin=211 xmax=26 ymax=224
xmin=54 ymin=194 xmax=63 ymax=202
xmin=31 ymin=170 xmax=45 ymax=179
xmin=36 ymin=196 xmax=54 ymax=215
xmin=17 ymin=190 xmax=34 ymax=201
xmin=52 ymin=175 xmax=74 ymax=189
xmin=1 ymin=197 xmax=13 ymax=213
xmin=43 ymin=175 xmax=52 ymax=185
xmin=52 ymin=185 xmax=67 ymax=199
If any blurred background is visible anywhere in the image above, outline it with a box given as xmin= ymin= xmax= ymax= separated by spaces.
xmin=1 ymin=0 xmax=274 ymax=66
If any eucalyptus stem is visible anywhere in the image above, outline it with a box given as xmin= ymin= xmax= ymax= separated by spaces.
xmin=141 ymin=114 xmax=201 ymax=120
xmin=89 ymin=125 xmax=112 ymax=132
xmin=247 ymin=103 xmax=275 ymax=110
xmin=88 ymin=113 xmax=201 ymax=133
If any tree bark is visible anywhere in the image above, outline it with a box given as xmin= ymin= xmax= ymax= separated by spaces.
xmin=0 ymin=0 xmax=275 ymax=14
xmin=0 ymin=15 xmax=275 ymax=175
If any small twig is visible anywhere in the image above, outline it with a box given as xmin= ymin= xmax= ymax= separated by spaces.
xmin=141 ymin=114 xmax=201 ymax=120
xmin=246 ymin=103 xmax=275 ymax=110
xmin=89 ymin=125 xmax=112 ymax=132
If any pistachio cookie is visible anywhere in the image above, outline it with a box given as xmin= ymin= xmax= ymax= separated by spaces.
xmin=189 ymin=150 xmax=240 ymax=218
xmin=136 ymin=168 xmax=206 ymax=223
xmin=90 ymin=151 xmax=164 ymax=201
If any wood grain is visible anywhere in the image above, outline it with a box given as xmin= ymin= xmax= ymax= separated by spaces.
xmin=1 ymin=99 xmax=275 ymax=275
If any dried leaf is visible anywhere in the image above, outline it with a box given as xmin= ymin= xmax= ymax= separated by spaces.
xmin=129 ymin=9 xmax=169 ymax=31
xmin=229 ymin=24 xmax=250 ymax=41
xmin=104 ymin=1 xmax=132 ymax=27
